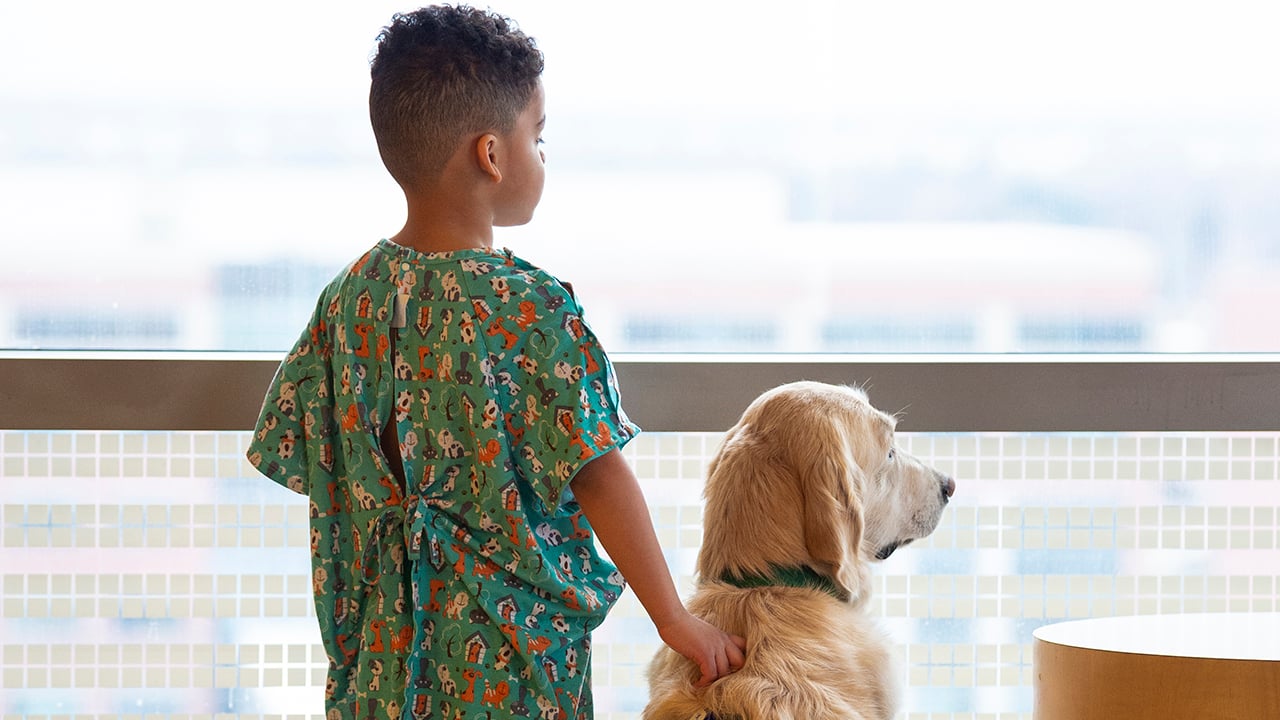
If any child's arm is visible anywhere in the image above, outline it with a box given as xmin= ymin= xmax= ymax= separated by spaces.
xmin=570 ymin=448 xmax=747 ymax=686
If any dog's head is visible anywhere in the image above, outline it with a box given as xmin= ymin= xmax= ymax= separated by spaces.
xmin=696 ymin=381 xmax=955 ymax=603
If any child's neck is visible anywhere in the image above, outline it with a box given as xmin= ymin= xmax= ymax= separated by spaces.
xmin=391 ymin=227 xmax=493 ymax=253
xmin=395 ymin=185 xmax=497 ymax=253
xmin=392 ymin=208 xmax=494 ymax=254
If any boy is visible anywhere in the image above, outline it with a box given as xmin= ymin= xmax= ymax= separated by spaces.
xmin=246 ymin=5 xmax=745 ymax=719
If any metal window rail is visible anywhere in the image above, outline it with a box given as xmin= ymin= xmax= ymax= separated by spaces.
xmin=2 ymin=352 xmax=1279 ymax=432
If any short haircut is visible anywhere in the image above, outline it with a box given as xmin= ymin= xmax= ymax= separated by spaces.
xmin=369 ymin=5 xmax=544 ymax=190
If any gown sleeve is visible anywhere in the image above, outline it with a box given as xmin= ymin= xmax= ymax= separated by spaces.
xmin=497 ymin=272 xmax=640 ymax=514
xmin=246 ymin=297 xmax=335 ymax=497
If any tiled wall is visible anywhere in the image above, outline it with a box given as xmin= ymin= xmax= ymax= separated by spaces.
xmin=2 ymin=429 xmax=1278 ymax=719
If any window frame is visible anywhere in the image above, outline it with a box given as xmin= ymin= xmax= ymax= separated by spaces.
xmin=3 ymin=352 xmax=1278 ymax=432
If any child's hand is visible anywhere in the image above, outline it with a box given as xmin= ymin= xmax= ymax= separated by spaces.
xmin=657 ymin=612 xmax=747 ymax=687
xmin=569 ymin=452 xmax=746 ymax=685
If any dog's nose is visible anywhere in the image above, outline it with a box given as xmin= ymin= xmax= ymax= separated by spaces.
xmin=941 ymin=476 xmax=956 ymax=499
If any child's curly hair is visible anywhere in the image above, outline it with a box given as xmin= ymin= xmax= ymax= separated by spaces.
xmin=369 ymin=5 xmax=544 ymax=190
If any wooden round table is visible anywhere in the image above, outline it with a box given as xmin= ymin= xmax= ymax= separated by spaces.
xmin=1033 ymin=613 xmax=1280 ymax=719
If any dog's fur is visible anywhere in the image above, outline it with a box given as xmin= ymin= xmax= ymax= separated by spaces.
xmin=644 ymin=381 xmax=955 ymax=720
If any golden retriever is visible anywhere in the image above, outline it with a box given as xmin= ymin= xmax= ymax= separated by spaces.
xmin=644 ymin=381 xmax=955 ymax=720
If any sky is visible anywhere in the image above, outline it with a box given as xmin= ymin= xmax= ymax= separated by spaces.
xmin=2 ymin=0 xmax=1278 ymax=120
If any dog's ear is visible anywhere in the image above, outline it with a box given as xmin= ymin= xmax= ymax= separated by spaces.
xmin=800 ymin=425 xmax=868 ymax=603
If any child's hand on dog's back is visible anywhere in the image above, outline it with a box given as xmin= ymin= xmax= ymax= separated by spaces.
xmin=570 ymin=449 xmax=746 ymax=686
xmin=657 ymin=611 xmax=747 ymax=687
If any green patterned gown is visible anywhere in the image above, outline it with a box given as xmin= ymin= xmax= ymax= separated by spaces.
xmin=248 ymin=240 xmax=639 ymax=719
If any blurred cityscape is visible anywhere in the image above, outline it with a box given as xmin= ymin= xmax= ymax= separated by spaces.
xmin=3 ymin=98 xmax=1279 ymax=354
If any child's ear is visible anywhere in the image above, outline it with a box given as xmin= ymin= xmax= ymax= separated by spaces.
xmin=475 ymin=133 xmax=502 ymax=182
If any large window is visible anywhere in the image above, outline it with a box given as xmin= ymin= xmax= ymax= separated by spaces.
xmin=3 ymin=2 xmax=1278 ymax=719
xmin=3 ymin=1 xmax=1278 ymax=352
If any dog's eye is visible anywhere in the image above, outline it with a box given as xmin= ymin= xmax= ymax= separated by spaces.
xmin=887 ymin=449 xmax=896 ymax=462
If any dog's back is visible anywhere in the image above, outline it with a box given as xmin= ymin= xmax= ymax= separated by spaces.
xmin=644 ymin=582 xmax=898 ymax=720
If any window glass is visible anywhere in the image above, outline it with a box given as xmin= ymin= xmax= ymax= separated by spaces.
xmin=3 ymin=428 xmax=1276 ymax=716
xmin=3 ymin=1 xmax=1278 ymax=352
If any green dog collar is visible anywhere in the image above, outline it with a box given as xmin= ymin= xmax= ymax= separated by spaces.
xmin=718 ymin=565 xmax=850 ymax=603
